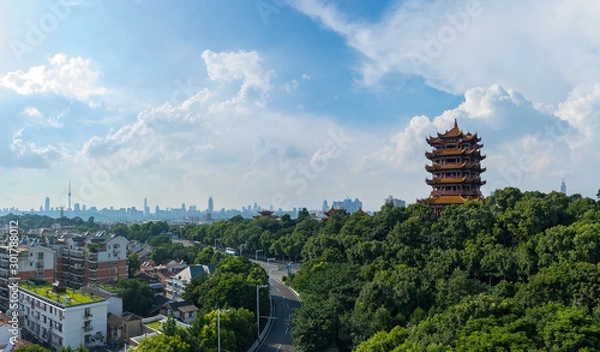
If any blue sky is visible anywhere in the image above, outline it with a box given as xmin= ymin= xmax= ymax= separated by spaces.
xmin=0 ymin=0 xmax=599 ymax=212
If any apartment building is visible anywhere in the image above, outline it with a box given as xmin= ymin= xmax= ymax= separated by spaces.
xmin=54 ymin=234 xmax=128 ymax=288
xmin=18 ymin=282 xmax=108 ymax=350
xmin=0 ymin=245 xmax=55 ymax=310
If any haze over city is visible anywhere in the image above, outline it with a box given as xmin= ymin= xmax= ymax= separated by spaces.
xmin=0 ymin=0 xmax=598 ymax=212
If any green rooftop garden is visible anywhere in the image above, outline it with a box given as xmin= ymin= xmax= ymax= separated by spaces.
xmin=145 ymin=320 xmax=162 ymax=332
xmin=19 ymin=282 xmax=103 ymax=307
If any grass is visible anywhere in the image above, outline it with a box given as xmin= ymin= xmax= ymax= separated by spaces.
xmin=20 ymin=283 xmax=103 ymax=307
xmin=146 ymin=320 xmax=162 ymax=331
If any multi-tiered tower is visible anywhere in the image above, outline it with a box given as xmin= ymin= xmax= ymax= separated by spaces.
xmin=418 ymin=120 xmax=486 ymax=213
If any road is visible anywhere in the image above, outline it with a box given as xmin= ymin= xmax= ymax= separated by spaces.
xmin=256 ymin=261 xmax=302 ymax=352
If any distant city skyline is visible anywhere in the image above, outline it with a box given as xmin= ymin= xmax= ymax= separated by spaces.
xmin=0 ymin=2 xmax=598 ymax=213
xmin=2 ymin=193 xmax=390 ymax=222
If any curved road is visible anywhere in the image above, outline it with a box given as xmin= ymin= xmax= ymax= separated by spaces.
xmin=257 ymin=262 xmax=301 ymax=352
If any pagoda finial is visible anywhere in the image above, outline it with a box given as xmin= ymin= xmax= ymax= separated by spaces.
xmin=453 ymin=119 xmax=458 ymax=129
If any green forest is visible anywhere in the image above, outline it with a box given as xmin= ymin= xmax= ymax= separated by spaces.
xmin=170 ymin=187 xmax=600 ymax=351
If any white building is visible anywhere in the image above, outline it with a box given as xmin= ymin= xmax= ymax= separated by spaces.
xmin=165 ymin=264 xmax=213 ymax=300
xmin=18 ymin=283 xmax=108 ymax=350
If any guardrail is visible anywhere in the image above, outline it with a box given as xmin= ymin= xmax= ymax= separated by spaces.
xmin=246 ymin=292 xmax=274 ymax=352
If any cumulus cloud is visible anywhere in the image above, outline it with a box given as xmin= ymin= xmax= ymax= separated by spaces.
xmin=201 ymin=49 xmax=274 ymax=104
xmin=7 ymin=128 xmax=66 ymax=168
xmin=0 ymin=53 xmax=107 ymax=107
xmin=288 ymin=0 xmax=600 ymax=104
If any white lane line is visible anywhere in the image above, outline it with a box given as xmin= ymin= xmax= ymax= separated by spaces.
xmin=276 ymin=288 xmax=281 ymax=293
xmin=276 ymin=344 xmax=282 ymax=352
xmin=284 ymin=327 xmax=289 ymax=335
xmin=287 ymin=304 xmax=290 ymax=309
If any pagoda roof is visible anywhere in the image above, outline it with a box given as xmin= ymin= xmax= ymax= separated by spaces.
xmin=425 ymin=148 xmax=485 ymax=159
xmin=426 ymin=120 xmax=481 ymax=144
xmin=253 ymin=209 xmax=278 ymax=219
xmin=425 ymin=163 xmax=486 ymax=172
xmin=417 ymin=195 xmax=483 ymax=205
xmin=425 ymin=177 xmax=486 ymax=185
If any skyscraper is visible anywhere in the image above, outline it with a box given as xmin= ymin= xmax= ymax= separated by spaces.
xmin=144 ymin=197 xmax=150 ymax=216
xmin=560 ymin=179 xmax=567 ymax=194
xmin=68 ymin=180 xmax=72 ymax=211
xmin=44 ymin=197 xmax=50 ymax=212
xmin=208 ymin=196 xmax=214 ymax=213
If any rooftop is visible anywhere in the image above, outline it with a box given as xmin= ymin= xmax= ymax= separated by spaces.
xmin=20 ymin=283 xmax=104 ymax=307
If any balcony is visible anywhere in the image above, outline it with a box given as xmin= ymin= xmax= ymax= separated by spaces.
xmin=88 ymin=253 xmax=98 ymax=262
xmin=82 ymin=324 xmax=93 ymax=331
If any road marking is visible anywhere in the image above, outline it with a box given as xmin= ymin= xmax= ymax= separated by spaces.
xmin=284 ymin=327 xmax=289 ymax=335
xmin=276 ymin=344 xmax=282 ymax=352
xmin=276 ymin=288 xmax=281 ymax=293
xmin=287 ymin=304 xmax=289 ymax=309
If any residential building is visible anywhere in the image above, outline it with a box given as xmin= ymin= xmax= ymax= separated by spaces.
xmin=384 ymin=195 xmax=406 ymax=207
xmin=107 ymin=313 xmax=143 ymax=348
xmin=0 ymin=245 xmax=55 ymax=310
xmin=332 ymin=198 xmax=363 ymax=213
xmin=18 ymin=282 xmax=108 ymax=350
xmin=55 ymin=234 xmax=128 ymax=288
xmin=164 ymin=264 xmax=213 ymax=300
xmin=159 ymin=301 xmax=199 ymax=324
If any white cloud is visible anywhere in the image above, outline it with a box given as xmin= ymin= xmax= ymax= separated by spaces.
xmin=21 ymin=106 xmax=66 ymax=128
xmin=0 ymin=52 xmax=107 ymax=107
xmin=289 ymin=0 xmax=600 ymax=104
xmin=201 ymin=49 xmax=274 ymax=104
xmin=23 ymin=106 xmax=42 ymax=117
xmin=9 ymin=128 xmax=66 ymax=168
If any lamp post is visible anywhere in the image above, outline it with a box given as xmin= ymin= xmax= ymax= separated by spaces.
xmin=267 ymin=257 xmax=276 ymax=268
xmin=217 ymin=309 xmax=230 ymax=352
xmin=255 ymin=249 xmax=263 ymax=261
xmin=256 ymin=284 xmax=269 ymax=338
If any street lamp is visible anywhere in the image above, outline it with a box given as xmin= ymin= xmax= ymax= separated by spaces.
xmin=255 ymin=249 xmax=263 ymax=261
xmin=267 ymin=257 xmax=276 ymax=268
xmin=256 ymin=284 xmax=269 ymax=338
xmin=218 ymin=308 xmax=231 ymax=352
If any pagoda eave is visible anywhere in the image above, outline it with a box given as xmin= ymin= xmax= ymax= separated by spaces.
xmin=425 ymin=177 xmax=486 ymax=185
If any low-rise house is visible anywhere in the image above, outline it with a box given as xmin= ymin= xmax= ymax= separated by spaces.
xmin=159 ymin=301 xmax=199 ymax=324
xmin=107 ymin=313 xmax=143 ymax=348
xmin=164 ymin=264 xmax=213 ymax=300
